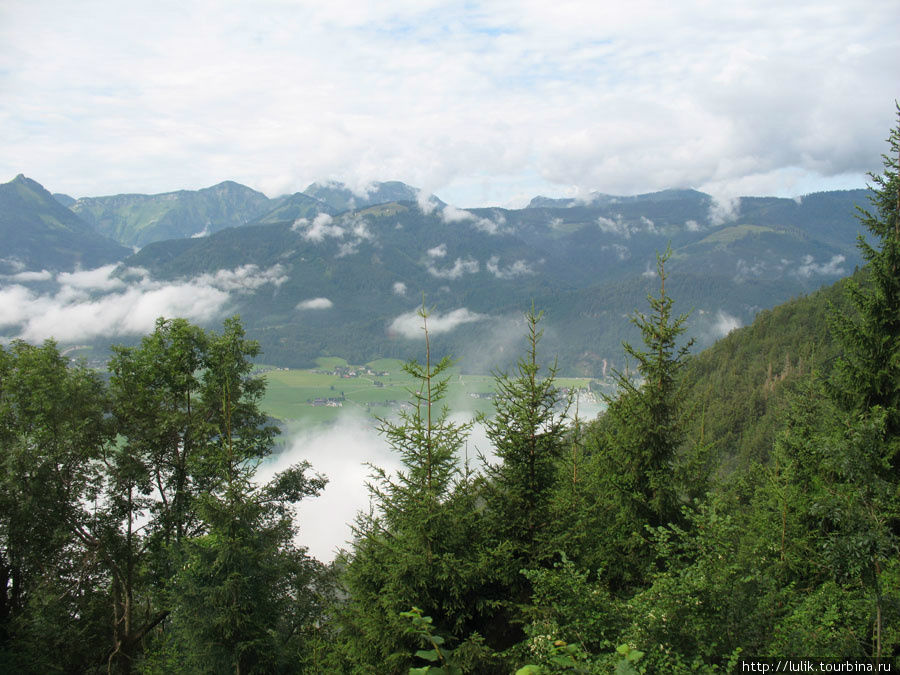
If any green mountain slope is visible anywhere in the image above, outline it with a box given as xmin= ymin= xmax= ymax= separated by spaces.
xmin=679 ymin=273 xmax=854 ymax=474
xmin=0 ymin=175 xmax=130 ymax=272
xmin=252 ymin=192 xmax=334 ymax=225
xmin=122 ymin=187 xmax=868 ymax=374
xmin=71 ymin=180 xmax=275 ymax=247
xmin=302 ymin=180 xmax=441 ymax=213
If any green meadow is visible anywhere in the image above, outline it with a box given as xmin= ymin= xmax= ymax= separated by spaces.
xmin=257 ymin=357 xmax=595 ymax=427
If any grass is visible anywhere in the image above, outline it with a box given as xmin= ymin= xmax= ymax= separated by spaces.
xmin=257 ymin=362 xmax=596 ymax=427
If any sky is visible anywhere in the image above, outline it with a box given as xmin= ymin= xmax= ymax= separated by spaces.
xmin=1 ymin=0 xmax=898 ymax=208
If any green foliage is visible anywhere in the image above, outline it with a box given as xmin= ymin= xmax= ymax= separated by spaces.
xmin=402 ymin=607 xmax=463 ymax=675
xmin=830 ymin=104 xmax=900 ymax=440
xmin=0 ymin=340 xmax=114 ymax=672
xmin=337 ymin=303 xmax=488 ymax=672
xmin=579 ymin=248 xmax=699 ymax=589
xmin=1 ymin=317 xmax=332 ymax=673
xmin=519 ymin=556 xmax=617 ymax=656
xmin=477 ymin=308 xmax=572 ymax=641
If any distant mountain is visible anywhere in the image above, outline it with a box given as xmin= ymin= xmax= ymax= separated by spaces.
xmin=303 ymin=180 xmax=443 ymax=213
xmin=71 ymin=181 xmax=275 ymax=247
xmin=253 ymin=192 xmax=335 ymax=225
xmin=527 ymin=188 xmax=708 ymax=209
xmin=0 ymin=175 xmax=130 ymax=272
xmin=64 ymin=179 xmax=440 ymax=248
xmin=52 ymin=192 xmax=76 ymax=207
xmin=1 ymin=174 xmax=872 ymax=375
xmin=121 ymin=188 xmax=870 ymax=375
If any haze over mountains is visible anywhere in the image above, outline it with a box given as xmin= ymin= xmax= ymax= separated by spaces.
xmin=0 ymin=173 xmax=870 ymax=375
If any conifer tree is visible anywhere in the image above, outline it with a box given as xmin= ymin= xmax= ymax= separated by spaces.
xmin=602 ymin=246 xmax=693 ymax=530
xmin=339 ymin=302 xmax=475 ymax=671
xmin=831 ymin=104 xmax=900 ymax=447
xmin=824 ymin=106 xmax=900 ymax=659
xmin=481 ymin=307 xmax=570 ymax=570
xmin=582 ymin=247 xmax=694 ymax=588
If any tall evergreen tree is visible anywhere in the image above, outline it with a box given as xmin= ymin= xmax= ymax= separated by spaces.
xmin=481 ymin=307 xmax=570 ymax=569
xmin=824 ymin=106 xmax=900 ymax=659
xmin=582 ymin=247 xmax=695 ymax=588
xmin=830 ymin=104 xmax=900 ymax=449
xmin=338 ymin=303 xmax=475 ymax=672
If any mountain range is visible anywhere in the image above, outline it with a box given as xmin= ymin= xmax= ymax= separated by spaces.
xmin=0 ymin=174 xmax=872 ymax=375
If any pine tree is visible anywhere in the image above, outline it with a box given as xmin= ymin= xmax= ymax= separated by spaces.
xmin=824 ymin=105 xmax=900 ymax=659
xmin=602 ymin=246 xmax=693 ymax=530
xmin=480 ymin=307 xmax=570 ymax=573
xmin=339 ymin=302 xmax=475 ymax=671
xmin=831 ymin=104 xmax=900 ymax=448
xmin=581 ymin=247 xmax=695 ymax=588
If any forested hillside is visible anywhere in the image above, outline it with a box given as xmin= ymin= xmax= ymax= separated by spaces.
xmin=0 ymin=175 xmax=130 ymax=272
xmin=1 ymin=116 xmax=898 ymax=673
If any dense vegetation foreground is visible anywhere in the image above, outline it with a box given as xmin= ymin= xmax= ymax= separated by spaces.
xmin=2 ymin=115 xmax=899 ymax=673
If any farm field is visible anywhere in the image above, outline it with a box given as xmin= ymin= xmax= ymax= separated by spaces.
xmin=257 ymin=357 xmax=598 ymax=427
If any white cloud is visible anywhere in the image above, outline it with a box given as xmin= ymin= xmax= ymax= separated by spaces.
xmin=440 ymin=205 xmax=506 ymax=234
xmin=0 ymin=264 xmax=288 ymax=343
xmin=707 ymin=194 xmax=742 ymax=227
xmin=191 ymin=224 xmax=210 ymax=238
xmin=795 ymin=254 xmax=846 ymax=278
xmin=351 ymin=219 xmax=373 ymax=240
xmin=427 ymin=256 xmax=479 ymax=279
xmin=389 ymin=307 xmax=487 ymax=338
xmin=336 ymin=241 xmax=359 ymax=258
xmin=255 ymin=412 xmax=399 ymax=562
xmin=296 ymin=297 xmax=333 ymax=310
xmin=58 ymin=264 xmax=127 ymax=291
xmin=734 ymin=258 xmax=767 ymax=282
xmin=440 ymin=205 xmax=473 ymax=223
xmin=392 ymin=281 xmax=408 ymax=296
xmin=685 ymin=219 xmax=701 ymax=232
xmin=3 ymin=269 xmax=53 ymax=282
xmin=486 ymin=255 xmax=533 ymax=279
xmin=302 ymin=213 xmax=345 ymax=242
xmin=0 ymin=1 xmax=893 ymax=207
xmin=416 ymin=189 xmax=439 ymax=215
xmin=194 ymin=264 xmax=288 ymax=292
xmin=711 ymin=311 xmax=742 ymax=339
xmin=596 ymin=215 xmax=636 ymax=239
xmin=427 ymin=243 xmax=448 ymax=258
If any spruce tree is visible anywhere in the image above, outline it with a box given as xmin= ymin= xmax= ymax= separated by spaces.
xmin=339 ymin=303 xmax=475 ymax=672
xmin=831 ymin=104 xmax=900 ymax=447
xmin=480 ymin=307 xmax=570 ymax=572
xmin=582 ymin=247 xmax=694 ymax=588
xmin=602 ymin=246 xmax=693 ymax=530
xmin=824 ymin=105 xmax=900 ymax=659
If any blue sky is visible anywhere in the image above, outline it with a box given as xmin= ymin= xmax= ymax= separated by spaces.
xmin=1 ymin=0 xmax=897 ymax=207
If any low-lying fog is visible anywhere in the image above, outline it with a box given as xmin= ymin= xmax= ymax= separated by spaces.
xmin=256 ymin=398 xmax=602 ymax=563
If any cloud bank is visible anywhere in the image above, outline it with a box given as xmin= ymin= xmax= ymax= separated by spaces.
xmin=4 ymin=1 xmax=892 ymax=208
xmin=296 ymin=297 xmax=333 ymax=310
xmin=426 ymin=257 xmax=480 ymax=280
xmin=0 ymin=264 xmax=287 ymax=343
xmin=389 ymin=307 xmax=487 ymax=339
